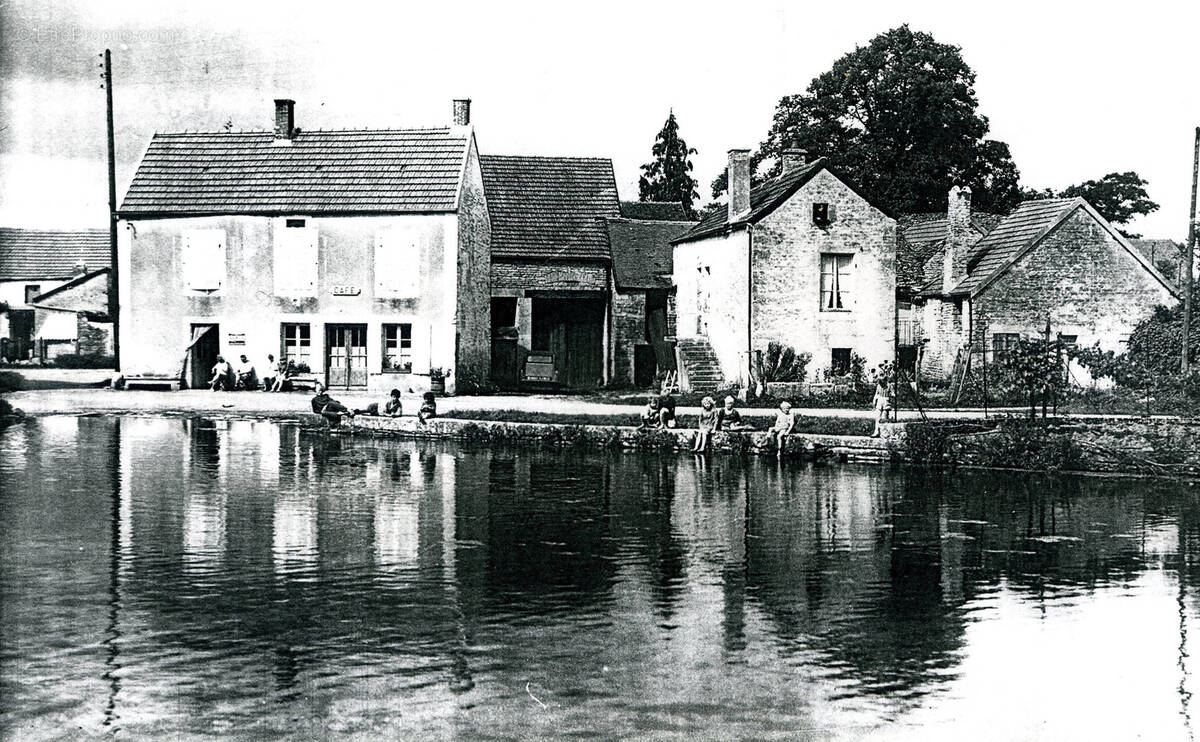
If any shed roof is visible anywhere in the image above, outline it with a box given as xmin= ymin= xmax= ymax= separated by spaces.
xmin=605 ymin=218 xmax=694 ymax=290
xmin=480 ymin=155 xmax=621 ymax=261
xmin=619 ymin=201 xmax=691 ymax=221
xmin=119 ymin=128 xmax=469 ymax=216
xmin=0 ymin=228 xmax=110 ymax=281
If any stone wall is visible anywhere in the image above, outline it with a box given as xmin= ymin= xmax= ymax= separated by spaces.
xmin=490 ymin=261 xmax=609 ymax=292
xmin=752 ymin=169 xmax=896 ymax=375
xmin=455 ymin=139 xmax=492 ymax=390
xmin=610 ymin=289 xmax=644 ymax=387
xmin=970 ymin=208 xmax=1176 ymax=354
xmin=672 ymin=230 xmax=750 ymax=384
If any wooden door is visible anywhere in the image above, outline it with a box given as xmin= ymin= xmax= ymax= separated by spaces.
xmin=325 ymin=324 xmax=368 ymax=388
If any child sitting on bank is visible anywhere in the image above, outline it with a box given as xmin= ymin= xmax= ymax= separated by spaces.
xmin=770 ymin=400 xmax=797 ymax=457
xmin=354 ymin=388 xmax=404 ymax=417
xmin=418 ymin=392 xmax=438 ymax=424
xmin=715 ymin=395 xmax=753 ymax=432
xmin=692 ymin=395 xmax=718 ymax=453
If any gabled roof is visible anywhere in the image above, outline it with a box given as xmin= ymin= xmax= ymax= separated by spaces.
xmin=480 ymin=155 xmax=621 ymax=261
xmin=119 ymin=128 xmax=469 ymax=217
xmin=619 ymin=201 xmax=692 ymax=221
xmin=953 ymin=198 xmax=1179 ymax=298
xmin=895 ymin=213 xmax=998 ymax=296
xmin=0 ymin=228 xmax=110 ymax=281
xmin=29 ymin=267 xmax=110 ymax=313
xmin=605 ymin=218 xmax=694 ymax=290
xmin=675 ymin=158 xmax=892 ymax=245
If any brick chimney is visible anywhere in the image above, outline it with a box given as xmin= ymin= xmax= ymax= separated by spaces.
xmin=728 ymin=149 xmax=751 ymax=221
xmin=781 ymin=146 xmax=809 ymax=175
xmin=452 ymin=99 xmax=471 ymax=126
xmin=943 ymin=185 xmax=972 ymax=293
xmin=274 ymin=99 xmax=296 ymax=140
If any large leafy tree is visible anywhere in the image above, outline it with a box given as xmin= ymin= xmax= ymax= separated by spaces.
xmin=712 ymin=25 xmax=1021 ymax=215
xmin=1023 ymin=171 xmax=1159 ymax=237
xmin=639 ymin=110 xmax=700 ymax=219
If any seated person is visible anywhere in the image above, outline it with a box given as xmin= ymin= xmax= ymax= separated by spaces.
xmin=658 ymin=394 xmax=677 ymax=428
xmin=640 ymin=395 xmax=663 ymax=428
xmin=769 ymin=400 xmax=796 ymax=457
xmin=235 ymin=354 xmax=258 ymax=390
xmin=418 ymin=392 xmax=438 ymax=424
xmin=260 ymin=354 xmax=278 ymax=392
xmin=692 ymin=395 xmax=718 ymax=453
xmin=715 ymin=395 xmax=753 ymax=431
xmin=209 ymin=355 xmax=234 ymax=391
xmin=355 ymin=388 xmax=404 ymax=417
xmin=311 ymin=384 xmax=353 ymax=427
xmin=271 ymin=358 xmax=294 ymax=392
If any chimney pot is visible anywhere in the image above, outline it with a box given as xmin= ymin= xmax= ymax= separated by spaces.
xmin=781 ymin=146 xmax=809 ymax=174
xmin=274 ymin=99 xmax=296 ymax=140
xmin=727 ymin=149 xmax=751 ymax=222
xmin=453 ymin=98 xmax=471 ymax=126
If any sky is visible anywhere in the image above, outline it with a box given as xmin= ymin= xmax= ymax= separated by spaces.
xmin=1 ymin=0 xmax=1198 ymax=239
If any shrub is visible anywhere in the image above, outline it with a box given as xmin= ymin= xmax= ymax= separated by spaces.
xmin=758 ymin=342 xmax=811 ymax=383
xmin=975 ymin=419 xmax=1082 ymax=472
xmin=902 ymin=422 xmax=962 ymax=469
xmin=0 ymin=371 xmax=23 ymax=393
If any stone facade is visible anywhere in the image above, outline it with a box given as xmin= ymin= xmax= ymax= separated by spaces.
xmin=969 ymin=208 xmax=1175 ymax=355
xmin=491 ymin=261 xmax=608 ymax=292
xmin=610 ymin=289 xmax=645 ymax=387
xmin=751 ymin=169 xmax=896 ymax=377
xmin=673 ymin=230 xmax=751 ymax=383
xmin=454 ymin=147 xmax=492 ymax=390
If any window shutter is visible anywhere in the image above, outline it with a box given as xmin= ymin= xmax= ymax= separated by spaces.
xmin=274 ymin=221 xmax=317 ymax=296
xmin=182 ymin=229 xmax=225 ymax=290
xmin=375 ymin=227 xmax=420 ymax=297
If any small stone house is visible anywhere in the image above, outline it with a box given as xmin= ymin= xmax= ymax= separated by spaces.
xmin=480 ymin=155 xmax=621 ymax=389
xmin=605 ymin=212 xmax=693 ymax=387
xmin=28 ymin=268 xmax=114 ymax=360
xmin=671 ymin=148 xmax=897 ymax=390
xmin=117 ymin=99 xmax=490 ymax=394
xmin=911 ymin=191 xmax=1178 ymax=380
xmin=0 ymin=228 xmax=111 ymax=362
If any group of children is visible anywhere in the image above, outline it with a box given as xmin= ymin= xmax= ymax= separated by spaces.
xmin=642 ymin=393 xmax=796 ymax=456
xmin=310 ymin=387 xmax=438 ymax=428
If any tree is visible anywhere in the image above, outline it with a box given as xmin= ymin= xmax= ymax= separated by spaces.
xmin=711 ymin=26 xmax=1021 ymax=215
xmin=1022 ymin=172 xmax=1159 ymax=237
xmin=638 ymin=110 xmax=700 ymax=219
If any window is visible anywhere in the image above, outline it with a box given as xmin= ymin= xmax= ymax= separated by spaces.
xmin=383 ymin=324 xmax=413 ymax=372
xmin=491 ymin=297 xmax=517 ymax=329
xmin=831 ymin=348 xmax=852 ymax=376
xmin=24 ymin=285 xmax=41 ymax=304
xmin=281 ymin=323 xmax=311 ymax=369
xmin=992 ymin=333 xmax=1021 ymax=360
xmin=820 ymin=253 xmax=852 ymax=310
xmin=375 ymin=227 xmax=421 ymax=297
xmin=274 ymin=218 xmax=318 ymax=296
xmin=1058 ymin=334 xmax=1078 ymax=349
xmin=181 ymin=229 xmax=226 ymax=291
xmin=813 ymin=202 xmax=831 ymax=227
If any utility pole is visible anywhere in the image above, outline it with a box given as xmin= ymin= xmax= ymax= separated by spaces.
xmin=102 ymin=49 xmax=120 ymax=368
xmin=1185 ymin=126 xmax=1198 ymax=373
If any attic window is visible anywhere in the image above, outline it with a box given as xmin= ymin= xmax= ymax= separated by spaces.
xmin=813 ymin=203 xmax=831 ymax=227
xmin=285 ymin=218 xmax=306 ymax=228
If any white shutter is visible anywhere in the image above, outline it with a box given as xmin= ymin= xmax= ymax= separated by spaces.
xmin=182 ymin=229 xmax=225 ymax=291
xmin=374 ymin=227 xmax=420 ymax=297
xmin=274 ymin=220 xmax=318 ymax=296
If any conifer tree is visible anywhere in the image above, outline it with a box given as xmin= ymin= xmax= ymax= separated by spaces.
xmin=639 ymin=110 xmax=700 ymax=219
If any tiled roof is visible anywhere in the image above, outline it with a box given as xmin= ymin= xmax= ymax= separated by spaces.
xmin=605 ymin=218 xmax=694 ymax=290
xmin=480 ymin=155 xmax=621 ymax=261
xmin=619 ymin=201 xmax=691 ymax=221
xmin=1130 ymin=238 xmax=1183 ymax=263
xmin=895 ymin=212 xmax=1000 ymax=295
xmin=954 ymin=199 xmax=1077 ymax=295
xmin=0 ymin=228 xmax=110 ymax=280
xmin=120 ymin=129 xmax=468 ymax=216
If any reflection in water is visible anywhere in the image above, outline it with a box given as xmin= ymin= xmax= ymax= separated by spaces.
xmin=2 ymin=417 xmax=1200 ymax=740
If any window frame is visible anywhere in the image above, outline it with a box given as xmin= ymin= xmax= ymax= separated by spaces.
xmin=819 ymin=253 xmax=853 ymax=311
xmin=382 ymin=323 xmax=413 ymax=373
xmin=273 ymin=217 xmax=318 ymax=297
xmin=280 ymin=322 xmax=312 ymax=370
xmin=24 ymin=284 xmax=41 ymax=304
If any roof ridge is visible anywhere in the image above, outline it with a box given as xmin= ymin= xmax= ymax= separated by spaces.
xmin=153 ymin=126 xmax=457 ymax=138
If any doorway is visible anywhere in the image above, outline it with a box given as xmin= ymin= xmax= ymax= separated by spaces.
xmin=530 ymin=297 xmax=604 ymax=388
xmin=325 ymin=324 xmax=368 ymax=388
xmin=187 ymin=324 xmax=219 ymax=389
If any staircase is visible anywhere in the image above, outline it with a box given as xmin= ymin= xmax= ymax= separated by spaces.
xmin=676 ymin=337 xmax=725 ymax=393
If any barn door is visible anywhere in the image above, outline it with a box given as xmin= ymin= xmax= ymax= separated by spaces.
xmin=325 ymin=324 xmax=368 ymax=388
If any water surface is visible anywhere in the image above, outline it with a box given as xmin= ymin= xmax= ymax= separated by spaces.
xmin=2 ymin=415 xmax=1198 ymax=740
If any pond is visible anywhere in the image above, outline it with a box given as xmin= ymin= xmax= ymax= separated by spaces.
xmin=1 ymin=415 xmax=1198 ymax=740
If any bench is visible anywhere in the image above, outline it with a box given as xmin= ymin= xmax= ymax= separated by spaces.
xmin=124 ymin=375 xmax=182 ymax=391
xmin=287 ymin=374 xmax=321 ymax=392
